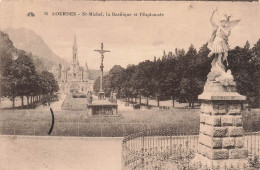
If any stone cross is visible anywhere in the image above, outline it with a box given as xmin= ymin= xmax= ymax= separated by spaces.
xmin=94 ymin=43 xmax=110 ymax=99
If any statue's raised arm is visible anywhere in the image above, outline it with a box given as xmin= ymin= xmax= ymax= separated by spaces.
xmin=210 ymin=8 xmax=218 ymax=27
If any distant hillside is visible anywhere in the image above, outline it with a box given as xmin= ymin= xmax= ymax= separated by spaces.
xmin=4 ymin=28 xmax=69 ymax=69
xmin=0 ymin=31 xmax=16 ymax=55
xmin=0 ymin=31 xmax=47 ymax=73
xmin=88 ymin=69 xmax=108 ymax=81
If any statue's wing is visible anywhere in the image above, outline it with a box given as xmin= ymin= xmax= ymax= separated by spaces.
xmin=226 ymin=19 xmax=241 ymax=31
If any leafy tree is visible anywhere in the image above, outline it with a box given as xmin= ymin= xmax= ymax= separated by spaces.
xmin=0 ymin=31 xmax=16 ymax=103
xmin=106 ymin=65 xmax=124 ymax=96
xmin=165 ymin=58 xmax=181 ymax=107
xmin=228 ymin=43 xmax=256 ymax=107
xmin=11 ymin=51 xmax=38 ymax=106
xmin=178 ymin=44 xmax=199 ymax=107
xmin=41 ymin=70 xmax=59 ymax=94
xmin=132 ymin=61 xmax=155 ymax=105
xmin=93 ymin=40 xmax=260 ymax=109
xmin=252 ymin=39 xmax=260 ymax=107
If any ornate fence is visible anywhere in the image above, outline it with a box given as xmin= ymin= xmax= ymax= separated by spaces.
xmin=122 ymin=129 xmax=260 ymax=170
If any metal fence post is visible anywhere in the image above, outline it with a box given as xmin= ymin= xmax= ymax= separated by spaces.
xmin=77 ymin=120 xmax=79 ymax=136
xmin=141 ymin=128 xmax=145 ymax=168
xmin=67 ymin=123 xmax=69 ymax=136
xmin=170 ymin=129 xmax=172 ymax=155
xmin=101 ymin=125 xmax=103 ymax=137
xmin=34 ymin=122 xmax=35 ymax=136
xmin=13 ymin=123 xmax=15 ymax=135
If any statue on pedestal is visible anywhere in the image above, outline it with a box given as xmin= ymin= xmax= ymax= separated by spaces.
xmin=194 ymin=10 xmax=248 ymax=169
xmin=206 ymin=8 xmax=240 ymax=86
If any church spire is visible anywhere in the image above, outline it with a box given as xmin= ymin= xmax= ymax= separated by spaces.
xmin=73 ymin=35 xmax=78 ymax=60
xmin=85 ymin=60 xmax=89 ymax=71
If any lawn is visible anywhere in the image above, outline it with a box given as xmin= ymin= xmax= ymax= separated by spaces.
xmin=0 ymin=107 xmax=259 ymax=137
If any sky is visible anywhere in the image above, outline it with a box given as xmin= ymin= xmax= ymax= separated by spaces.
xmin=0 ymin=1 xmax=260 ymax=71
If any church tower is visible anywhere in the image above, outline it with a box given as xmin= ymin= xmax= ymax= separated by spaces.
xmin=72 ymin=35 xmax=78 ymax=62
xmin=85 ymin=60 xmax=88 ymax=71
xmin=72 ymin=35 xmax=79 ymax=79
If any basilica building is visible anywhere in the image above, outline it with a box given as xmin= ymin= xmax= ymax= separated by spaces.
xmin=52 ymin=36 xmax=94 ymax=94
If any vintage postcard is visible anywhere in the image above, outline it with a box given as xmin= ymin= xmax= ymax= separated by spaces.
xmin=0 ymin=1 xmax=260 ymax=170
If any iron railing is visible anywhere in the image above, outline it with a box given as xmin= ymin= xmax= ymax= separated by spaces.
xmin=122 ymin=129 xmax=260 ymax=170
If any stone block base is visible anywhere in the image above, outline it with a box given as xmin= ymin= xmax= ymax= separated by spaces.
xmin=229 ymin=148 xmax=248 ymax=159
xmin=190 ymin=153 xmax=249 ymax=169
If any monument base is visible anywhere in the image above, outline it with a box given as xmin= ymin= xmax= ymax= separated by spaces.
xmin=88 ymin=99 xmax=118 ymax=116
xmin=98 ymin=91 xmax=105 ymax=100
xmin=199 ymin=81 xmax=246 ymax=101
xmin=194 ymin=80 xmax=249 ymax=169
xmin=190 ymin=153 xmax=248 ymax=169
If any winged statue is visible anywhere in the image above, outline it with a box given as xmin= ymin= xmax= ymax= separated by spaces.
xmin=207 ymin=8 xmax=240 ymax=72
xmin=205 ymin=9 xmax=241 ymax=86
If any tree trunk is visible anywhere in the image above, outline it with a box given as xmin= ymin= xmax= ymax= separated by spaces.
xmin=139 ymin=95 xmax=142 ymax=105
xmin=27 ymin=96 xmax=29 ymax=105
xmin=146 ymin=97 xmax=149 ymax=106
xmin=192 ymin=102 xmax=194 ymax=108
xmin=189 ymin=102 xmax=191 ymax=107
xmin=12 ymin=96 xmax=15 ymax=108
xmin=157 ymin=99 xmax=160 ymax=107
xmin=135 ymin=97 xmax=137 ymax=103
xmin=21 ymin=96 xmax=24 ymax=107
xmin=172 ymin=96 xmax=175 ymax=107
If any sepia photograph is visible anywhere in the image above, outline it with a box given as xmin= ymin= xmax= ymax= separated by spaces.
xmin=0 ymin=1 xmax=260 ymax=169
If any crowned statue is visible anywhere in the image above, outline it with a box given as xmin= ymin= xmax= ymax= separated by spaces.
xmin=206 ymin=8 xmax=240 ymax=86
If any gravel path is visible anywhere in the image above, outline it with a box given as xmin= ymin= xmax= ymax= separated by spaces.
xmin=0 ymin=135 xmax=122 ymax=170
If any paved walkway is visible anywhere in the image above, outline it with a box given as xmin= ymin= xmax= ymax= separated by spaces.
xmin=35 ymin=94 xmax=67 ymax=111
xmin=0 ymin=135 xmax=122 ymax=170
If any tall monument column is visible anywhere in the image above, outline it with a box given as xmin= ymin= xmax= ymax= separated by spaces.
xmin=88 ymin=43 xmax=118 ymax=116
xmin=193 ymin=9 xmax=248 ymax=168
xmin=94 ymin=43 xmax=110 ymax=100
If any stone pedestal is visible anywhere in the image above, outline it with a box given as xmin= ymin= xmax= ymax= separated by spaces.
xmin=98 ymin=91 xmax=105 ymax=100
xmin=194 ymin=81 xmax=248 ymax=168
xmin=87 ymin=99 xmax=118 ymax=116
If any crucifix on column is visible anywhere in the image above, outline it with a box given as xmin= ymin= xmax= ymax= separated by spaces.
xmin=94 ymin=43 xmax=110 ymax=100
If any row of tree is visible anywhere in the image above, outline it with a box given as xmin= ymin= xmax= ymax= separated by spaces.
xmin=94 ymin=39 xmax=260 ymax=108
xmin=0 ymin=31 xmax=59 ymax=108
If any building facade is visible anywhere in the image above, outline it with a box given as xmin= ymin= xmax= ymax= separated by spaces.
xmin=52 ymin=36 xmax=94 ymax=94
